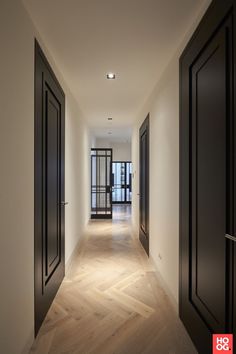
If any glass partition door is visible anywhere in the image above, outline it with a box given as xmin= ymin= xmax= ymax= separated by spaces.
xmin=91 ymin=149 xmax=112 ymax=218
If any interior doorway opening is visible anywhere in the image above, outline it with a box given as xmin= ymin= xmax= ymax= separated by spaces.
xmin=112 ymin=161 xmax=132 ymax=204
xmin=91 ymin=148 xmax=132 ymax=219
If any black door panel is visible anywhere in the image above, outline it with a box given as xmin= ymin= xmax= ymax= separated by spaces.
xmin=35 ymin=41 xmax=65 ymax=335
xmin=139 ymin=115 xmax=149 ymax=255
xmin=190 ymin=28 xmax=227 ymax=333
xmin=180 ymin=1 xmax=235 ymax=353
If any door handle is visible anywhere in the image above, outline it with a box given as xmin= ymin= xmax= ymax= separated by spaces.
xmin=225 ymin=234 xmax=236 ymax=242
xmin=61 ymin=201 xmax=69 ymax=206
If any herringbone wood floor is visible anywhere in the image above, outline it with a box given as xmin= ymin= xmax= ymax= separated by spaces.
xmin=30 ymin=205 xmax=197 ymax=354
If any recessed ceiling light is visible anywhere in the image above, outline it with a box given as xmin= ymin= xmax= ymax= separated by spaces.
xmin=107 ymin=73 xmax=116 ymax=79
xmin=108 ymin=117 xmax=112 ymax=121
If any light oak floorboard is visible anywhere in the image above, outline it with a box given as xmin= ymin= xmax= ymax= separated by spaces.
xmin=30 ymin=205 xmax=197 ymax=354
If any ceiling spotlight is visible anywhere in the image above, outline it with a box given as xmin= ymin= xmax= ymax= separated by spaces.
xmin=108 ymin=117 xmax=112 ymax=121
xmin=107 ymin=73 xmax=116 ymax=79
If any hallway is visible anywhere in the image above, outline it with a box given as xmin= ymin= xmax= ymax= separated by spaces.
xmin=3 ymin=1 xmax=235 ymax=353
xmin=31 ymin=206 xmax=196 ymax=354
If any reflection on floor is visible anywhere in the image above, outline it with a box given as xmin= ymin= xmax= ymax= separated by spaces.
xmin=31 ymin=205 xmax=197 ymax=354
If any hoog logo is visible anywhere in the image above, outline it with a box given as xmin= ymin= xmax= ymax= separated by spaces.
xmin=213 ymin=334 xmax=233 ymax=354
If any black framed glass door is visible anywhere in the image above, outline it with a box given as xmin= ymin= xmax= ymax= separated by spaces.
xmin=91 ymin=149 xmax=112 ymax=219
xmin=112 ymin=162 xmax=132 ymax=204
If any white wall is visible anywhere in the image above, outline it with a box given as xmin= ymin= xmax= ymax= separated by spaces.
xmin=65 ymin=98 xmax=91 ymax=262
xmin=95 ymin=138 xmax=131 ymax=161
xmin=131 ymin=0 xmax=212 ymax=306
xmin=112 ymin=142 xmax=131 ymax=161
xmin=0 ymin=2 xmax=34 ymax=353
xmin=0 ymin=1 xmax=90 ymax=353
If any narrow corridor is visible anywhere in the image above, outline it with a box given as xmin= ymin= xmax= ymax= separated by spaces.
xmin=31 ymin=206 xmax=197 ymax=354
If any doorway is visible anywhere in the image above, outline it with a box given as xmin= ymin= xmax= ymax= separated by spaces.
xmin=112 ymin=161 xmax=132 ymax=204
xmin=34 ymin=40 xmax=65 ymax=335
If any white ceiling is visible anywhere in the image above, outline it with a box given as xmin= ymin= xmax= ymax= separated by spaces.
xmin=23 ymin=0 xmax=207 ymax=139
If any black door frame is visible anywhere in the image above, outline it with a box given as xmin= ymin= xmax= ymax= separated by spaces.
xmin=34 ymin=40 xmax=65 ymax=335
xmin=139 ymin=114 xmax=149 ymax=256
xmin=179 ymin=1 xmax=236 ymax=353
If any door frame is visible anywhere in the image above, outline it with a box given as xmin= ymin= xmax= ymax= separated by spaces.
xmin=179 ymin=1 xmax=235 ymax=352
xmin=139 ymin=114 xmax=149 ymax=256
xmin=34 ymin=40 xmax=65 ymax=335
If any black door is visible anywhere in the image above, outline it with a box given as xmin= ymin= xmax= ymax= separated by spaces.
xmin=91 ymin=148 xmax=112 ymax=219
xmin=35 ymin=41 xmax=65 ymax=335
xmin=139 ymin=115 xmax=149 ymax=255
xmin=112 ymin=162 xmax=132 ymax=204
xmin=179 ymin=1 xmax=235 ymax=353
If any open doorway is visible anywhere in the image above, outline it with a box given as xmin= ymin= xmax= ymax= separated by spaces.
xmin=90 ymin=149 xmax=132 ymax=219
xmin=90 ymin=136 xmax=132 ymax=220
xmin=112 ymin=161 xmax=132 ymax=204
